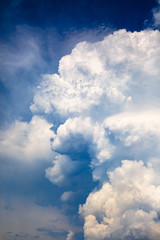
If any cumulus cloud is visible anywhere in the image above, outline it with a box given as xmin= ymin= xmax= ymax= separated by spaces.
xmin=45 ymin=154 xmax=79 ymax=185
xmin=0 ymin=116 xmax=54 ymax=162
xmin=104 ymin=110 xmax=160 ymax=146
xmin=52 ymin=116 xmax=114 ymax=165
xmin=2 ymin=28 xmax=160 ymax=239
xmin=30 ymin=29 xmax=160 ymax=118
xmin=79 ymin=160 xmax=160 ymax=240
xmin=42 ymin=29 xmax=160 ymax=187
xmin=30 ymin=29 xmax=160 ymax=240
xmin=103 ymin=110 xmax=160 ymax=162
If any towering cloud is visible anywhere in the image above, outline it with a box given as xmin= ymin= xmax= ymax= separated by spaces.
xmin=34 ymin=29 xmax=159 ymax=239
xmin=1 ymin=28 xmax=160 ymax=239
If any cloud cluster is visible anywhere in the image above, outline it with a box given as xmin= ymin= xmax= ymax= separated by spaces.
xmin=80 ymin=159 xmax=160 ymax=240
xmin=32 ymin=29 xmax=160 ymax=239
xmin=35 ymin=29 xmax=160 ymax=183
xmin=30 ymin=29 xmax=160 ymax=118
xmin=1 ymin=28 xmax=160 ymax=239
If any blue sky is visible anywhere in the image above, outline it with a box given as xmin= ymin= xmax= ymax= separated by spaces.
xmin=0 ymin=1 xmax=160 ymax=240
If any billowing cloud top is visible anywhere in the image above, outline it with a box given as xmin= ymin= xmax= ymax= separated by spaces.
xmin=30 ymin=30 xmax=160 ymax=117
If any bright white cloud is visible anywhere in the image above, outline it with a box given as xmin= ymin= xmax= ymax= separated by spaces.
xmin=0 ymin=116 xmax=54 ymax=162
xmin=104 ymin=110 xmax=160 ymax=160
xmin=80 ymin=159 xmax=160 ymax=240
xmin=30 ymin=30 xmax=160 ymax=117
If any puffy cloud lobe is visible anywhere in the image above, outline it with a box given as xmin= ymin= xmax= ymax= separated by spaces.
xmin=30 ymin=30 xmax=160 ymax=117
xmin=44 ymin=116 xmax=114 ymax=185
xmin=0 ymin=116 xmax=54 ymax=162
xmin=45 ymin=154 xmax=79 ymax=185
xmin=52 ymin=117 xmax=114 ymax=166
xmin=104 ymin=110 xmax=160 ymax=161
xmin=104 ymin=110 xmax=160 ymax=146
xmin=52 ymin=117 xmax=93 ymax=153
xmin=79 ymin=160 xmax=160 ymax=240
xmin=45 ymin=116 xmax=114 ymax=185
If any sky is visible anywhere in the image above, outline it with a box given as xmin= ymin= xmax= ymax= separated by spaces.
xmin=0 ymin=0 xmax=160 ymax=240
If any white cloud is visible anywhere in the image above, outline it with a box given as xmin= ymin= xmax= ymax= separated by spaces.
xmin=3 ymin=28 xmax=160 ymax=239
xmin=103 ymin=110 xmax=160 ymax=163
xmin=0 ymin=116 xmax=55 ymax=162
xmin=52 ymin=116 xmax=114 ymax=165
xmin=61 ymin=191 xmax=74 ymax=202
xmin=66 ymin=230 xmax=74 ymax=240
xmin=45 ymin=154 xmax=79 ymax=185
xmin=39 ymin=29 xmax=160 ymax=189
xmin=52 ymin=117 xmax=93 ymax=153
xmin=30 ymin=30 xmax=160 ymax=117
xmin=152 ymin=0 xmax=160 ymax=27
xmin=44 ymin=116 xmax=114 ymax=184
xmin=104 ymin=110 xmax=160 ymax=145
xmin=80 ymin=159 xmax=160 ymax=240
